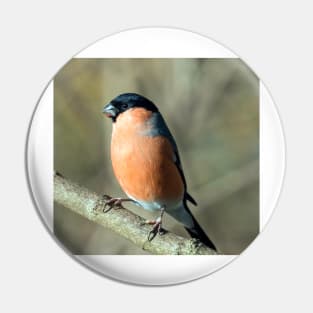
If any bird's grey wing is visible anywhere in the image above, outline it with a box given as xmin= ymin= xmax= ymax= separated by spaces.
xmin=146 ymin=112 xmax=197 ymax=206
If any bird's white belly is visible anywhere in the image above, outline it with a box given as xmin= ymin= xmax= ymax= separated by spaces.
xmin=127 ymin=193 xmax=182 ymax=212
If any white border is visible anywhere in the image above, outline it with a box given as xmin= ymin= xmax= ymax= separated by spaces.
xmin=260 ymin=83 xmax=285 ymax=229
xmin=27 ymin=82 xmax=53 ymax=232
xmin=76 ymin=28 xmax=236 ymax=58
xmin=26 ymin=28 xmax=285 ymax=285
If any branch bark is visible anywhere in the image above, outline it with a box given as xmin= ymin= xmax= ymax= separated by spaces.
xmin=54 ymin=173 xmax=217 ymax=255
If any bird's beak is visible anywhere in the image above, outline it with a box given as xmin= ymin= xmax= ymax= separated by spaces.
xmin=102 ymin=103 xmax=118 ymax=118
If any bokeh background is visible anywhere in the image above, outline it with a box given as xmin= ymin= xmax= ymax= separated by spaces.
xmin=54 ymin=58 xmax=259 ymax=255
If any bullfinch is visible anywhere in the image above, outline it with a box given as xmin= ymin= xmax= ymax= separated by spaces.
xmin=102 ymin=93 xmax=216 ymax=251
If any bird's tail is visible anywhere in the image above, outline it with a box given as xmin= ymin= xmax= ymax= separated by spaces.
xmin=183 ymin=204 xmax=217 ymax=251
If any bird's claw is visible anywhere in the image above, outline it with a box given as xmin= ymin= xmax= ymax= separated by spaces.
xmin=140 ymin=207 xmax=166 ymax=241
xmin=99 ymin=195 xmax=125 ymax=213
xmin=148 ymin=223 xmax=165 ymax=241
xmin=140 ymin=218 xmax=165 ymax=241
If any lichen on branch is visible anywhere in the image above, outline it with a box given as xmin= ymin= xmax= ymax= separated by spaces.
xmin=54 ymin=172 xmax=217 ymax=255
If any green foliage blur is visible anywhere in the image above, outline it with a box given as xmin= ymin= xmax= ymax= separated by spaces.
xmin=54 ymin=58 xmax=259 ymax=254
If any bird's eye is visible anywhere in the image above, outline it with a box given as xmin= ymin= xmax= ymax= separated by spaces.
xmin=121 ymin=103 xmax=128 ymax=109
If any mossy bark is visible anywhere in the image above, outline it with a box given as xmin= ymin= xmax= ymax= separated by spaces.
xmin=54 ymin=173 xmax=217 ymax=255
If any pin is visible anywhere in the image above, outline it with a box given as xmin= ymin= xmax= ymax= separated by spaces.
xmin=26 ymin=28 xmax=285 ymax=285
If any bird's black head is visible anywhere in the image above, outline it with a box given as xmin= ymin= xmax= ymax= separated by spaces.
xmin=102 ymin=93 xmax=159 ymax=122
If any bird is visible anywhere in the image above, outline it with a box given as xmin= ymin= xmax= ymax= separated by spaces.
xmin=102 ymin=93 xmax=217 ymax=251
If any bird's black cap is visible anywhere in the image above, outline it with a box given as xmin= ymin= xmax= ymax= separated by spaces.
xmin=102 ymin=93 xmax=158 ymax=122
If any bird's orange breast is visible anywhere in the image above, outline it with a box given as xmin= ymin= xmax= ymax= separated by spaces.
xmin=110 ymin=108 xmax=184 ymax=204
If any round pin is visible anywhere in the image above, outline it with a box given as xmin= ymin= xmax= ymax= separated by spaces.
xmin=26 ymin=27 xmax=285 ymax=285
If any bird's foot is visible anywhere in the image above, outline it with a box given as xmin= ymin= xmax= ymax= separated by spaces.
xmin=140 ymin=207 xmax=166 ymax=241
xmin=96 ymin=195 xmax=132 ymax=213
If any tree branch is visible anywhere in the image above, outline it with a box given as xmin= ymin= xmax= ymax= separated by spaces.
xmin=54 ymin=172 xmax=217 ymax=255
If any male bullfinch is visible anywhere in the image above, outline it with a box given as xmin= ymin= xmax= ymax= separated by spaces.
xmin=102 ymin=93 xmax=217 ymax=251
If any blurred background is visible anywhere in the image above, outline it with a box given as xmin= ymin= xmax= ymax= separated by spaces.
xmin=54 ymin=58 xmax=259 ymax=255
